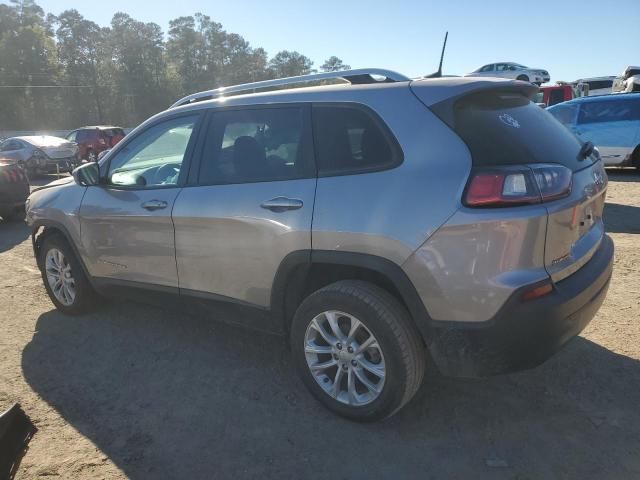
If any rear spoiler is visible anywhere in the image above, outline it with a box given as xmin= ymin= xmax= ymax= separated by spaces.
xmin=411 ymin=79 xmax=539 ymax=128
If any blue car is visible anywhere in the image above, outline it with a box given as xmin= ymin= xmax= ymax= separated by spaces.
xmin=547 ymin=93 xmax=640 ymax=168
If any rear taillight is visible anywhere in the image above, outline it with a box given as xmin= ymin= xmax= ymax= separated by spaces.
xmin=464 ymin=164 xmax=572 ymax=208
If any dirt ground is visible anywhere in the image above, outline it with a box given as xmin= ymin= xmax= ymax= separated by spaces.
xmin=1 ymin=171 xmax=639 ymax=479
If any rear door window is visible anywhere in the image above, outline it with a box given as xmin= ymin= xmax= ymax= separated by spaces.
xmin=198 ymin=106 xmax=314 ymax=185
xmin=312 ymin=104 xmax=402 ymax=176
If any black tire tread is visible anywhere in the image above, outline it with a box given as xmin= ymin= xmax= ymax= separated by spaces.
xmin=306 ymin=280 xmax=425 ymax=418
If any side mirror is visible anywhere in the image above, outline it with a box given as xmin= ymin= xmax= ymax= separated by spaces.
xmin=72 ymin=162 xmax=100 ymax=186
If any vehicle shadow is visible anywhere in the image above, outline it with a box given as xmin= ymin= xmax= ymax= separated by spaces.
xmin=606 ymin=169 xmax=639 ymax=183
xmin=603 ymin=203 xmax=640 ymax=234
xmin=0 ymin=219 xmax=29 ymax=253
xmin=22 ymin=303 xmax=640 ymax=479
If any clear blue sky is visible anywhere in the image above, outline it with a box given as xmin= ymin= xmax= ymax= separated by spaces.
xmin=36 ymin=0 xmax=640 ymax=82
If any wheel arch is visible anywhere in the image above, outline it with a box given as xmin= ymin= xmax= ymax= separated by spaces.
xmin=31 ymin=220 xmax=95 ymax=288
xmin=271 ymin=250 xmax=433 ymax=343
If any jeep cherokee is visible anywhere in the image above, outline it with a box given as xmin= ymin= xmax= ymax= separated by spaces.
xmin=26 ymin=69 xmax=614 ymax=421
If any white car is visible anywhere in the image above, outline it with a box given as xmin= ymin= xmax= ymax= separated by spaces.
xmin=612 ymin=66 xmax=640 ymax=93
xmin=465 ymin=62 xmax=550 ymax=85
xmin=0 ymin=136 xmax=79 ymax=175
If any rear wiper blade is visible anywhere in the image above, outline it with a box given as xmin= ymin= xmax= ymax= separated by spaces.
xmin=578 ymin=141 xmax=594 ymax=161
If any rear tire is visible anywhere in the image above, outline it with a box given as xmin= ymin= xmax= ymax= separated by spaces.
xmin=291 ymin=280 xmax=426 ymax=422
xmin=39 ymin=233 xmax=99 ymax=315
xmin=86 ymin=150 xmax=97 ymax=163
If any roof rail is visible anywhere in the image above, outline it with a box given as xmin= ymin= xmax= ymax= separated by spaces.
xmin=169 ymin=68 xmax=410 ymax=108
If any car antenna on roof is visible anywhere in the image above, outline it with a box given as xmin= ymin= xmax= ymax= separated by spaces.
xmin=425 ymin=32 xmax=448 ymax=78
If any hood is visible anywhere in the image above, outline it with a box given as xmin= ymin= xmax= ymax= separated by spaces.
xmin=31 ymin=175 xmax=74 ymax=193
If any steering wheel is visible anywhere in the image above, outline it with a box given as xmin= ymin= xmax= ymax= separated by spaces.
xmin=155 ymin=164 xmax=180 ymax=184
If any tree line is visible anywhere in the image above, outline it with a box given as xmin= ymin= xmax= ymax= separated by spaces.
xmin=0 ymin=0 xmax=351 ymax=130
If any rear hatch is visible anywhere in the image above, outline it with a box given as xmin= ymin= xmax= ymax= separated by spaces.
xmin=418 ymin=81 xmax=607 ymax=283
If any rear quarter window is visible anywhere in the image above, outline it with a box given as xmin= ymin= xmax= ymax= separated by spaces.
xmin=312 ymin=104 xmax=402 ymax=176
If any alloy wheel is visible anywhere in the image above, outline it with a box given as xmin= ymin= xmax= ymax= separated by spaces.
xmin=45 ymin=248 xmax=76 ymax=306
xmin=304 ymin=310 xmax=386 ymax=406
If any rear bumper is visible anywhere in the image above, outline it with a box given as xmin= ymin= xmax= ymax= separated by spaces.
xmin=428 ymin=234 xmax=614 ymax=377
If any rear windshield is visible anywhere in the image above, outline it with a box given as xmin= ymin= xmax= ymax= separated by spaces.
xmin=452 ymin=91 xmax=589 ymax=171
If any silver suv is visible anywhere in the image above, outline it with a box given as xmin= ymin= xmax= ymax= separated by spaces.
xmin=26 ymin=69 xmax=614 ymax=421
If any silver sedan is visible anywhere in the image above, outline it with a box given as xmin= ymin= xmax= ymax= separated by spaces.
xmin=0 ymin=136 xmax=79 ymax=175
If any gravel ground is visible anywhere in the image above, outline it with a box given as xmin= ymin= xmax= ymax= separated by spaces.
xmin=1 ymin=171 xmax=639 ymax=479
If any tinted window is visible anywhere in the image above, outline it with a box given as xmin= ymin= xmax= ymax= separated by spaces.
xmin=102 ymin=128 xmax=125 ymax=137
xmin=66 ymin=131 xmax=77 ymax=142
xmin=480 ymin=64 xmax=494 ymax=72
xmin=452 ymin=92 xmax=588 ymax=171
xmin=1 ymin=140 xmax=16 ymax=151
xmin=586 ymin=80 xmax=612 ymax=90
xmin=548 ymin=89 xmax=566 ymax=106
xmin=625 ymin=69 xmax=640 ymax=79
xmin=577 ymin=99 xmax=640 ymax=124
xmin=76 ymin=130 xmax=92 ymax=141
xmin=312 ymin=105 xmax=401 ymax=176
xmin=108 ymin=114 xmax=199 ymax=187
xmin=199 ymin=106 xmax=313 ymax=185
xmin=2 ymin=140 xmax=21 ymax=151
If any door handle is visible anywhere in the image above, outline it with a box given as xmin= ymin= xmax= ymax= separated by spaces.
xmin=141 ymin=200 xmax=168 ymax=211
xmin=260 ymin=197 xmax=303 ymax=212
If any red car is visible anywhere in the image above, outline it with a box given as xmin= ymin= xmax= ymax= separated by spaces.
xmin=65 ymin=126 xmax=126 ymax=163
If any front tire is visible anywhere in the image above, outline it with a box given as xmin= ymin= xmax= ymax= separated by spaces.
xmin=39 ymin=233 xmax=99 ymax=314
xmin=291 ymin=280 xmax=426 ymax=421
xmin=516 ymin=74 xmax=529 ymax=82
xmin=86 ymin=150 xmax=97 ymax=163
